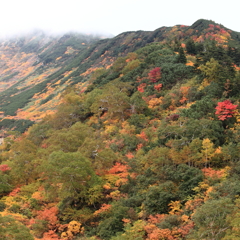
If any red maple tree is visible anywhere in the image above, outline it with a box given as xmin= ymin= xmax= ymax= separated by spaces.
xmin=148 ymin=67 xmax=161 ymax=83
xmin=215 ymin=100 xmax=238 ymax=120
xmin=0 ymin=164 xmax=11 ymax=172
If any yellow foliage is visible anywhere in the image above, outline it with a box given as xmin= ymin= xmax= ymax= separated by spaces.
xmin=31 ymin=191 xmax=43 ymax=201
xmin=61 ymin=231 xmax=73 ymax=239
xmin=68 ymin=220 xmax=81 ymax=234
xmin=61 ymin=220 xmax=82 ymax=239
xmin=198 ymin=78 xmax=210 ymax=90
xmin=105 ymin=124 xmax=118 ymax=134
xmin=168 ymin=201 xmax=183 ymax=215
xmin=109 ymin=190 xmax=121 ymax=200
xmin=148 ymin=97 xmax=163 ymax=109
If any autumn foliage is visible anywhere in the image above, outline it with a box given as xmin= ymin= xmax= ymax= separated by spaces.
xmin=215 ymin=99 xmax=238 ymax=120
xmin=148 ymin=67 xmax=161 ymax=83
xmin=0 ymin=19 xmax=240 ymax=240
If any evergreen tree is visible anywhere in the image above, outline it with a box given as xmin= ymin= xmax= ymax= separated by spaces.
xmin=186 ymin=39 xmax=197 ymax=55
xmin=177 ymin=47 xmax=187 ymax=64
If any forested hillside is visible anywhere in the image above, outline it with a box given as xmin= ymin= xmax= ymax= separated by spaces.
xmin=0 ymin=19 xmax=240 ymax=239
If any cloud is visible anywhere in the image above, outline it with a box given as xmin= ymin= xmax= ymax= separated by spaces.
xmin=0 ymin=0 xmax=239 ymax=38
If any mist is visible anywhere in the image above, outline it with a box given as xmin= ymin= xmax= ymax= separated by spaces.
xmin=0 ymin=0 xmax=239 ymax=40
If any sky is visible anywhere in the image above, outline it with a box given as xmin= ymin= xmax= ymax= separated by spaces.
xmin=0 ymin=0 xmax=239 ymax=38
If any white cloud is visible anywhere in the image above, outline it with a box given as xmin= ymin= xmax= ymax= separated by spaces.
xmin=0 ymin=0 xmax=239 ymax=37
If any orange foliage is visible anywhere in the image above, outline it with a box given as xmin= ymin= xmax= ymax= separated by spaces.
xmin=108 ymin=162 xmax=130 ymax=174
xmin=148 ymin=214 xmax=166 ymax=224
xmin=106 ymin=162 xmax=134 ymax=187
xmin=125 ymin=152 xmax=135 ymax=159
xmin=136 ymin=143 xmax=143 ymax=151
xmin=145 ymin=214 xmax=194 ymax=240
xmin=145 ymin=224 xmax=172 ymax=240
xmin=36 ymin=206 xmax=59 ymax=229
xmin=179 ymin=86 xmax=190 ymax=104
xmin=94 ymin=203 xmax=112 ymax=216
xmin=9 ymin=187 xmax=21 ymax=196
xmin=122 ymin=218 xmax=131 ymax=224
xmin=137 ymin=131 xmax=149 ymax=141
xmin=181 ymin=43 xmax=186 ymax=48
xmin=201 ymin=167 xmax=225 ymax=178
xmin=186 ymin=61 xmax=194 ymax=66
xmin=42 ymin=230 xmax=59 ymax=240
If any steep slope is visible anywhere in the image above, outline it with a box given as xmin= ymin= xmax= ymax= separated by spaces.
xmin=0 ymin=19 xmax=239 ymax=239
xmin=0 ymin=19 xmax=239 ymax=129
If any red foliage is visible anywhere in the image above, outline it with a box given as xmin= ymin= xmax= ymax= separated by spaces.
xmin=0 ymin=164 xmax=11 ymax=172
xmin=137 ymin=83 xmax=147 ymax=93
xmin=208 ymin=24 xmax=215 ymax=29
xmin=215 ymin=100 xmax=238 ymax=120
xmin=220 ymin=28 xmax=227 ymax=34
xmin=154 ymin=83 xmax=163 ymax=92
xmin=148 ymin=67 xmax=161 ymax=83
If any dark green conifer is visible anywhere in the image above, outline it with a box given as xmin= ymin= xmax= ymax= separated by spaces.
xmin=177 ymin=47 xmax=187 ymax=64
xmin=186 ymin=39 xmax=197 ymax=55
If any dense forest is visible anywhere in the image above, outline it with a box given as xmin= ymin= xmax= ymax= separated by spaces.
xmin=0 ymin=19 xmax=240 ymax=239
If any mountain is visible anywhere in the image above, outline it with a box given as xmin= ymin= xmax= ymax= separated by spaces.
xmin=0 ymin=19 xmax=240 ymax=131
xmin=0 ymin=19 xmax=239 ymax=239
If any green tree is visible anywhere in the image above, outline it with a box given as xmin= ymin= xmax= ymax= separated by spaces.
xmin=41 ymin=151 xmax=100 ymax=202
xmin=186 ymin=39 xmax=197 ymax=55
xmin=129 ymin=91 xmax=148 ymax=114
xmin=0 ymin=171 xmax=13 ymax=196
xmin=45 ymin=122 xmax=93 ymax=153
xmin=191 ymin=198 xmax=234 ymax=240
xmin=111 ymin=220 xmax=146 ymax=240
xmin=0 ymin=215 xmax=34 ymax=240
xmin=90 ymin=80 xmax=131 ymax=120
xmin=97 ymin=203 xmax=129 ymax=240
xmin=223 ymin=199 xmax=240 ymax=239
xmin=8 ymin=138 xmax=38 ymax=185
xmin=200 ymin=58 xmax=222 ymax=83
xmin=177 ymin=47 xmax=187 ymax=64
xmin=144 ymin=181 xmax=177 ymax=214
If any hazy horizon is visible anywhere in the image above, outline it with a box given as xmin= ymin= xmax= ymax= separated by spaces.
xmin=1 ymin=0 xmax=239 ymax=39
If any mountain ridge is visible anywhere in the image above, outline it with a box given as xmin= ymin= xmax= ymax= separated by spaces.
xmin=0 ymin=18 xmax=239 ymax=130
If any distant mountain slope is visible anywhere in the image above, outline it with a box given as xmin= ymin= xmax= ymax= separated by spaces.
xmin=0 ymin=19 xmax=239 ymax=129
